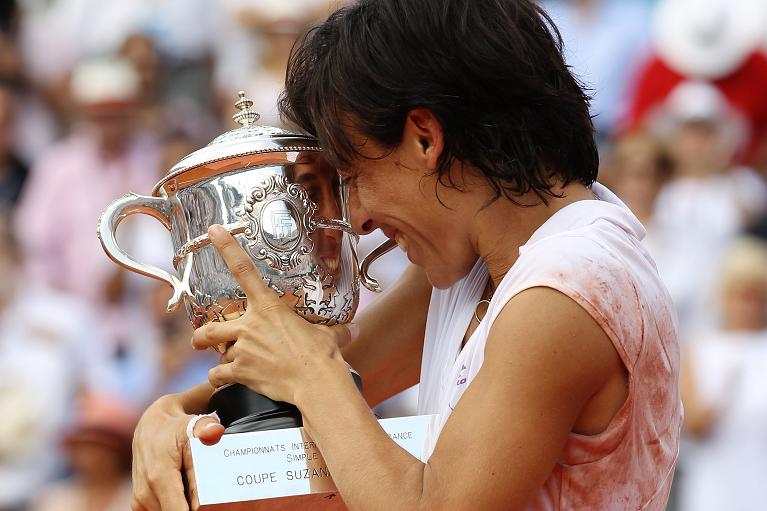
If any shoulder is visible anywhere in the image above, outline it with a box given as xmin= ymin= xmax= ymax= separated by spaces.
xmin=427 ymin=287 xmax=625 ymax=509
xmin=505 ymin=229 xmax=645 ymax=317
xmin=486 ymin=286 xmax=620 ymax=383
xmin=492 ymin=227 xmax=657 ymax=369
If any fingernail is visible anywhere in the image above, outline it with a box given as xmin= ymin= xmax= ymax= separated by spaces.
xmin=208 ymin=224 xmax=226 ymax=241
xmin=347 ymin=323 xmax=359 ymax=342
xmin=202 ymin=422 xmax=219 ymax=433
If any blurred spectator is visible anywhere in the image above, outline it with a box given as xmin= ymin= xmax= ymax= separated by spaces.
xmin=118 ymin=33 xmax=165 ymax=136
xmin=17 ymin=1 xmax=145 ymax=86
xmin=140 ymin=0 xmax=217 ymax=109
xmin=678 ymin=237 xmax=767 ymax=511
xmin=14 ymin=56 xmax=166 ymax=406
xmin=0 ymin=0 xmax=58 ymax=167
xmin=0 ymin=214 xmax=116 ymax=511
xmin=0 ymin=1 xmax=22 ymax=85
xmin=649 ymin=81 xmax=767 ymax=338
xmin=30 ymin=393 xmax=137 ymax=511
xmin=541 ymin=0 xmax=652 ymax=141
xmin=212 ymin=0 xmax=264 ymax=104
xmin=16 ymin=0 xmax=219 ymax=137
xmin=15 ymin=1 xmax=141 ymax=127
xmin=745 ymin=211 xmax=767 ymax=243
xmin=213 ymin=0 xmax=341 ymax=129
xmin=0 ymin=1 xmax=18 ymax=34
xmin=0 ymin=81 xmax=28 ymax=209
xmin=15 ymin=55 xmax=161 ymax=304
xmin=119 ymin=32 xmax=217 ymax=147
xmin=625 ymin=0 xmax=767 ymax=166
xmin=214 ymin=1 xmax=321 ymax=128
xmin=598 ymin=130 xmax=671 ymax=249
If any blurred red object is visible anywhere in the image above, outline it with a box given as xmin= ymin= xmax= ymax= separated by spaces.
xmin=626 ymin=51 xmax=767 ymax=165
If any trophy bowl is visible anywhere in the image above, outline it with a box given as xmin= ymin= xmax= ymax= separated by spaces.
xmin=98 ymin=92 xmax=395 ymax=433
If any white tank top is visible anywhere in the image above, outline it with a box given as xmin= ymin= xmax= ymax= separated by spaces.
xmin=418 ymin=182 xmax=682 ymax=510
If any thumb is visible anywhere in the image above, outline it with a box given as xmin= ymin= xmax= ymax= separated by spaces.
xmin=329 ymin=323 xmax=359 ymax=349
xmin=193 ymin=418 xmax=225 ymax=446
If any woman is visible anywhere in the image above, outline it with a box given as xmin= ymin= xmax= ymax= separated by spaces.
xmin=131 ymin=1 xmax=681 ymax=510
xmin=679 ymin=237 xmax=767 ymax=511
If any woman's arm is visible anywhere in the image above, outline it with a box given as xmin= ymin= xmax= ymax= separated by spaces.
xmin=342 ymin=263 xmax=432 ymax=406
xmin=199 ymin=281 xmax=622 ymax=510
xmin=292 ymin=286 xmax=624 ymax=510
xmin=130 ymin=262 xmax=429 ymax=511
xmin=194 ymin=227 xmax=625 ymax=511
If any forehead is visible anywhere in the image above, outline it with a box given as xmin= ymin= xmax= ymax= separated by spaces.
xmin=317 ymin=112 xmax=393 ymax=173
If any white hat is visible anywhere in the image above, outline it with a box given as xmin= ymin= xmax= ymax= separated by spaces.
xmin=69 ymin=57 xmax=140 ymax=107
xmin=664 ymin=81 xmax=734 ymax=123
xmin=653 ymin=0 xmax=767 ymax=79
xmin=649 ymin=81 xmax=749 ymax=153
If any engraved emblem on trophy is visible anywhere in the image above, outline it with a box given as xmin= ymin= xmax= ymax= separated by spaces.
xmin=98 ymin=92 xmax=395 ymax=434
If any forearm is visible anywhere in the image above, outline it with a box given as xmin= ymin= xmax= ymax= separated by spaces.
xmin=343 ymin=324 xmax=422 ymax=407
xmin=342 ymin=264 xmax=430 ymax=406
xmin=295 ymin=359 xmax=427 ymax=511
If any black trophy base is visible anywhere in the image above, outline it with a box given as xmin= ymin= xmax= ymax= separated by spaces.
xmin=209 ymin=369 xmax=363 ymax=434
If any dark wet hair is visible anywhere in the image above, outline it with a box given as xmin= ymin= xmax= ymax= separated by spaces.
xmin=279 ymin=0 xmax=598 ymax=204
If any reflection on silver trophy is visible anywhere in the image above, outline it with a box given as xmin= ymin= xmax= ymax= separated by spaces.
xmin=98 ymin=92 xmax=395 ymax=433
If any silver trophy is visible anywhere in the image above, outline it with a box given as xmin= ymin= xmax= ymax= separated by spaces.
xmin=98 ymin=92 xmax=395 ymax=433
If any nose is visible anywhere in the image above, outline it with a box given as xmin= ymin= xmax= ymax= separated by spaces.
xmin=348 ymin=187 xmax=380 ymax=236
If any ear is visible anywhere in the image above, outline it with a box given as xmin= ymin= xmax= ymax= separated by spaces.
xmin=402 ymin=108 xmax=445 ymax=171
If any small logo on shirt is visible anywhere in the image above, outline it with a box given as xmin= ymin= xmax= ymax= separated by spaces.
xmin=456 ymin=364 xmax=468 ymax=386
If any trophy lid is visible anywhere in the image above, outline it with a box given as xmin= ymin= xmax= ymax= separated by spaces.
xmin=152 ymin=91 xmax=320 ymax=196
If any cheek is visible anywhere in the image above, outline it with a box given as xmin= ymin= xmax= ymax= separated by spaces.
xmin=356 ymin=174 xmax=412 ymax=216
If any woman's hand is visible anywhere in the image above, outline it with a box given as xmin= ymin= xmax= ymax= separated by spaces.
xmin=130 ymin=392 xmax=224 ymax=511
xmin=191 ymin=225 xmax=355 ymax=405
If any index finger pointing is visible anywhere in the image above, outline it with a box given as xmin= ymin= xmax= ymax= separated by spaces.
xmin=207 ymin=224 xmax=270 ymax=300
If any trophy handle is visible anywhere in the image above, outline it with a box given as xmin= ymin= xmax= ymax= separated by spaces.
xmin=98 ymin=192 xmax=189 ymax=312
xmin=359 ymin=238 xmax=397 ymax=293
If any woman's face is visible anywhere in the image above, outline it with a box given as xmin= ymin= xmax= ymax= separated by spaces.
xmin=336 ymin=135 xmax=479 ymax=289
xmin=293 ymin=152 xmax=344 ymax=278
xmin=668 ymin=120 xmax=731 ymax=175
xmin=723 ymin=282 xmax=767 ymax=331
xmin=67 ymin=440 xmax=127 ymax=481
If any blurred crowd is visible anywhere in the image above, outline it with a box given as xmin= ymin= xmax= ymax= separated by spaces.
xmin=0 ymin=0 xmax=766 ymax=510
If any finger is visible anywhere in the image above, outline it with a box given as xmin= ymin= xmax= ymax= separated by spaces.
xmin=208 ymin=362 xmax=237 ymax=389
xmin=220 ymin=344 xmax=237 ymax=364
xmin=329 ymin=323 xmax=359 ymax=349
xmin=147 ymin=471 xmax=189 ymax=511
xmin=131 ymin=494 xmax=158 ymax=511
xmin=191 ymin=320 xmax=241 ymax=350
xmin=208 ymin=224 xmax=272 ymax=300
xmin=192 ymin=418 xmax=225 ymax=446
xmin=132 ymin=461 xmax=163 ymax=511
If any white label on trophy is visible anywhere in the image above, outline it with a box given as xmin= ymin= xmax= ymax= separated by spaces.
xmin=190 ymin=415 xmax=439 ymax=507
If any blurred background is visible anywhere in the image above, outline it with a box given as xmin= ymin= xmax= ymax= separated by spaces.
xmin=0 ymin=0 xmax=765 ymax=510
